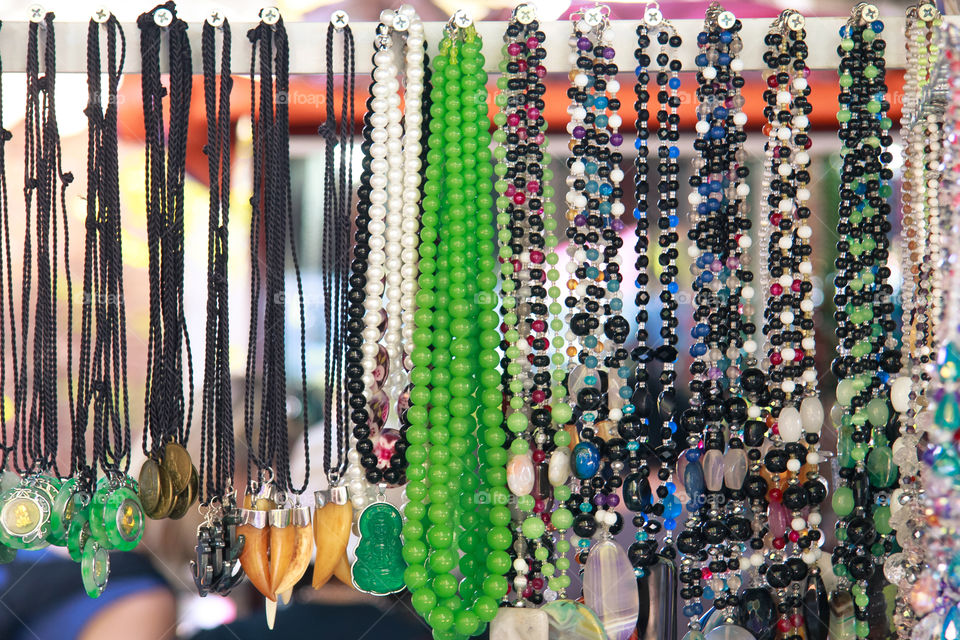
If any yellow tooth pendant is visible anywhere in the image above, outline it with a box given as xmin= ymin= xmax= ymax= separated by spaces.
xmin=238 ymin=485 xmax=278 ymax=603
xmin=273 ymin=506 xmax=313 ymax=597
xmin=311 ymin=487 xmax=352 ymax=590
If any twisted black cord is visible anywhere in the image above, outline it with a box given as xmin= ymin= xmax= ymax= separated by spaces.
xmin=200 ymin=18 xmax=233 ymax=504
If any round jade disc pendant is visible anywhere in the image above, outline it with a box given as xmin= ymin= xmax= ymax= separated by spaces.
xmin=49 ymin=479 xmax=85 ymax=546
xmin=104 ymin=487 xmax=144 ymax=551
xmin=81 ymin=537 xmax=110 ymax=598
xmin=0 ymin=484 xmax=53 ymax=550
xmin=87 ymin=484 xmax=111 ymax=548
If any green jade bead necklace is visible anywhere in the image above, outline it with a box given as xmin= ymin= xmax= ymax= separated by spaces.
xmin=402 ymin=25 xmax=508 ymax=640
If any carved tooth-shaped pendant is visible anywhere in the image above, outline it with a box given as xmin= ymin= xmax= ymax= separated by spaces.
xmin=238 ymin=507 xmax=273 ymax=601
xmin=268 ymin=509 xmax=296 ymax=594
xmin=273 ymin=507 xmax=313 ymax=597
xmin=333 ymin=552 xmax=354 ymax=587
xmin=312 ymin=487 xmax=353 ymax=589
xmin=583 ymin=539 xmax=639 ymax=640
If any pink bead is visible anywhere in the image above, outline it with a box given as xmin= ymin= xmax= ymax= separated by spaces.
xmin=506 ymin=113 xmax=521 ymax=127
xmin=777 ymin=618 xmax=792 ymax=633
xmin=770 ymin=352 xmax=783 ymax=365
xmin=532 ymin=449 xmax=546 ymax=464
xmin=534 ymin=132 xmax=545 ymax=144
xmin=794 ymin=349 xmax=804 ymax=362
xmin=505 ymin=184 xmax=517 ymax=196
xmin=771 ymin=283 xmax=783 ymax=296
xmin=507 ymin=43 xmax=521 ymax=56
xmin=522 ymin=586 xmax=533 ymax=598
xmin=528 ymin=107 xmax=540 ymax=120
xmin=701 ymin=568 xmax=712 ymax=580
xmin=513 ymin=192 xmax=526 ymax=205
xmin=517 ymin=127 xmax=528 ymax=140
xmin=535 ymin=65 xmax=547 ymax=78
xmin=527 ymin=180 xmax=540 ymax=194
xmin=788 ymin=530 xmax=800 ymax=542
xmin=517 ymin=59 xmax=527 ymax=73
xmin=526 ymin=37 xmax=539 ymax=50
xmin=791 ymin=279 xmax=802 ymax=292
xmin=531 ymin=319 xmax=546 ymax=332
xmin=531 ymin=390 xmax=546 ymax=405
xmin=529 ymin=249 xmax=544 ymax=263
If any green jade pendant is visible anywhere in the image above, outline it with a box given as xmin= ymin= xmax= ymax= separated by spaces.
xmin=81 ymin=536 xmax=110 ymax=598
xmin=0 ymin=475 xmax=59 ymax=550
xmin=49 ymin=478 xmax=88 ymax=547
xmin=351 ymin=501 xmax=405 ymax=595
xmin=88 ymin=476 xmax=144 ymax=551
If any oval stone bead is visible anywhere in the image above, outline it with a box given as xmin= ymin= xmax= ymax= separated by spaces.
xmin=738 ymin=588 xmax=775 ymax=640
xmin=723 ymin=449 xmax=747 ymax=490
xmin=548 ymin=448 xmax=570 ymax=486
xmin=890 ymin=376 xmax=912 ymax=414
xmin=684 ymin=460 xmax=705 ymax=510
xmin=702 ymin=449 xmax=724 ymax=492
xmin=507 ymin=453 xmax=535 ymax=496
xmin=866 ymin=445 xmax=896 ymax=488
xmin=832 ymin=485 xmax=854 ymax=517
xmin=800 ymin=396 xmax=824 ymax=433
xmin=572 ymin=442 xmax=600 ymax=480
xmin=778 ymin=407 xmax=803 ymax=443
xmin=866 ymin=397 xmax=890 ymax=427
xmin=623 ymin=472 xmax=652 ymax=513
xmin=768 ymin=501 xmax=788 ymax=538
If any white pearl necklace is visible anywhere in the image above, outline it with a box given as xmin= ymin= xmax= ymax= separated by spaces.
xmin=345 ymin=5 xmax=425 ymax=510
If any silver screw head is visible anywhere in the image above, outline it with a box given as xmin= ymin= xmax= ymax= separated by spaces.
xmin=717 ymin=10 xmax=736 ymax=29
xmin=207 ymin=9 xmax=226 ymax=28
xmin=392 ymin=12 xmax=410 ymax=31
xmin=92 ymin=6 xmax=110 ymax=23
xmin=28 ymin=4 xmax=44 ymax=22
xmin=515 ymin=4 xmax=536 ymax=25
xmin=260 ymin=7 xmax=280 ymax=25
xmin=644 ymin=6 xmax=663 ymax=27
xmin=331 ymin=10 xmax=349 ymax=28
xmin=860 ymin=4 xmax=879 ymax=22
xmin=153 ymin=7 xmax=173 ymax=27
xmin=786 ymin=12 xmax=805 ymax=31
xmin=452 ymin=9 xmax=473 ymax=28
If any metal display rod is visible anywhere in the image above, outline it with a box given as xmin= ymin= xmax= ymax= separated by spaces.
xmin=0 ymin=13 xmax=950 ymax=74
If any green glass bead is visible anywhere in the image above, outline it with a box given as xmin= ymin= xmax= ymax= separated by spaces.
xmin=832 ymin=486 xmax=854 ymax=517
xmin=874 ymin=505 xmax=892 ymax=535
xmin=551 ymin=507 xmax=573 ymax=530
xmin=522 ymin=516 xmax=545 ymax=539
xmin=837 ymin=379 xmax=856 ymax=406
xmin=866 ymin=446 xmax=896 ymax=488
xmin=866 ymin=398 xmax=889 ymax=427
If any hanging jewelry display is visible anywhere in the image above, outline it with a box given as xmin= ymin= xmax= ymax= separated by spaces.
xmin=0 ymin=9 xmax=71 ymax=561
xmin=239 ymin=9 xmax=313 ymax=624
xmin=137 ymin=1 xmax=198 ymax=522
xmin=831 ymin=4 xmax=901 ymax=639
xmin=627 ymin=0 xmax=682 ymax=586
xmin=402 ymin=12 xmax=507 ymax=637
xmin=913 ymin=24 xmax=960 ymax=640
xmin=191 ymin=12 xmax=245 ymax=598
xmin=494 ymin=3 xmax=571 ymax=608
xmin=681 ymin=3 xmax=756 ymax=638
xmin=885 ymin=4 xmax=943 ymax=637
xmin=756 ymin=10 xmax=828 ymax=640
xmin=559 ymin=5 xmax=637 ymax=638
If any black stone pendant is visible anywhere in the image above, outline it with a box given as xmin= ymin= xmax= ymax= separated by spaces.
xmin=803 ymin=573 xmax=829 ymax=640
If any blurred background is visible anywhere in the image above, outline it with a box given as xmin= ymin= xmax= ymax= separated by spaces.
xmin=0 ymin=0 xmax=942 ymax=639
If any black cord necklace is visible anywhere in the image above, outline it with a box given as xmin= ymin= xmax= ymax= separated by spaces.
xmin=320 ymin=21 xmax=354 ymax=488
xmin=243 ymin=12 xmax=309 ymax=500
xmin=137 ymin=2 xmax=197 ymax=521
xmin=0 ymin=12 xmax=75 ymax=561
xmin=191 ymin=13 xmax=244 ymax=598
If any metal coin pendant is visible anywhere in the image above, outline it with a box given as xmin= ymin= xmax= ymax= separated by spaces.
xmin=162 ymin=442 xmax=192 ymax=494
xmin=148 ymin=466 xmax=176 ymax=520
xmin=0 ymin=480 xmax=54 ymax=550
xmin=167 ymin=467 xmax=197 ymax=520
xmin=350 ymin=501 xmax=405 ymax=595
xmin=103 ymin=485 xmax=145 ymax=551
xmin=138 ymin=458 xmax=162 ymax=514
xmin=81 ymin=536 xmax=110 ymax=598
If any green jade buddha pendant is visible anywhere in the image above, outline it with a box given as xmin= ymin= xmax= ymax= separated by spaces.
xmin=351 ymin=501 xmax=405 ymax=595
